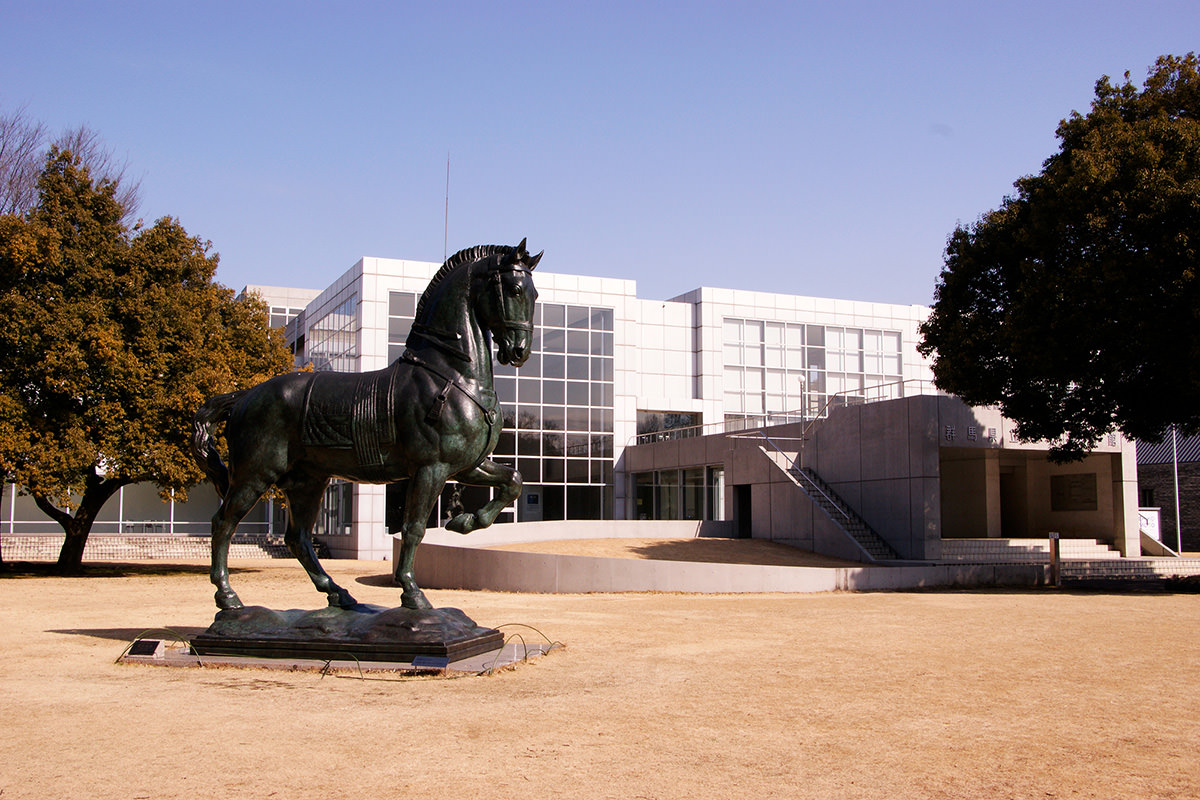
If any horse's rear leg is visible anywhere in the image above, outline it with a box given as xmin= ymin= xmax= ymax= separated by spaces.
xmin=393 ymin=466 xmax=448 ymax=610
xmin=210 ymin=483 xmax=265 ymax=610
xmin=283 ymin=480 xmax=357 ymax=608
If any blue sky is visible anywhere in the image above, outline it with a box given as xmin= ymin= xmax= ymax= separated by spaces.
xmin=2 ymin=1 xmax=1196 ymax=304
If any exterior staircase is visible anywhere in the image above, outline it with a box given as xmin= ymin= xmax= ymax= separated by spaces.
xmin=789 ymin=466 xmax=900 ymax=561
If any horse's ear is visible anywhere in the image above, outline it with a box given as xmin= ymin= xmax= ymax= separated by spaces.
xmin=528 ymin=250 xmax=543 ymax=270
xmin=515 ymin=237 xmax=528 ymax=255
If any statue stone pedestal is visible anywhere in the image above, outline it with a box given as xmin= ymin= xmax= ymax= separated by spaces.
xmin=190 ymin=604 xmax=503 ymax=662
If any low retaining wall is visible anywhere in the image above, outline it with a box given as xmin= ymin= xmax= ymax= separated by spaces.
xmin=416 ymin=519 xmax=736 ymax=549
xmin=414 ymin=543 xmax=1049 ymax=594
xmin=403 ymin=520 xmax=1048 ymax=593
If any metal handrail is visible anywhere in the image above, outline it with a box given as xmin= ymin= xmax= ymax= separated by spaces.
xmin=629 ymin=379 xmax=945 ymax=448
xmin=794 ymin=379 xmax=947 ymax=469
xmin=728 ymin=430 xmax=852 ymax=523
xmin=791 ymin=466 xmax=853 ymax=524
xmin=631 ymin=412 xmax=802 ymax=446
xmin=724 ymin=434 xmax=806 ymax=445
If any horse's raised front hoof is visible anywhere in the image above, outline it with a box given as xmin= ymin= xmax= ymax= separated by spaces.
xmin=401 ymin=589 xmax=433 ymax=610
xmin=327 ymin=586 xmax=358 ymax=608
xmin=215 ymin=589 xmax=243 ymax=610
xmin=446 ymin=512 xmax=479 ymax=534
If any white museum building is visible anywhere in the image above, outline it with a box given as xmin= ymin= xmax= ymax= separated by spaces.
xmin=2 ymin=253 xmax=1145 ymax=567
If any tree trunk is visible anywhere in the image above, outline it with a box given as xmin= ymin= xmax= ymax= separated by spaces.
xmin=33 ymin=472 xmax=126 ymax=574
xmin=56 ymin=522 xmax=90 ymax=573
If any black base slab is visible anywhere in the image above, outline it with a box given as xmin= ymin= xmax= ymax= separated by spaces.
xmin=190 ymin=604 xmax=504 ymax=662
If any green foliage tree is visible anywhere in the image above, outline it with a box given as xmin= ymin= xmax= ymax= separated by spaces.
xmin=0 ymin=149 xmax=292 ymax=570
xmin=918 ymin=53 xmax=1200 ymax=461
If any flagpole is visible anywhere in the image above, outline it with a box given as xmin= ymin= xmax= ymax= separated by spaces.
xmin=1172 ymin=425 xmax=1182 ymax=553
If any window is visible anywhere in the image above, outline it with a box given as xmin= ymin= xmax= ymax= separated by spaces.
xmin=308 ymin=295 xmax=358 ymax=372
xmin=707 ymin=466 xmax=725 ymax=520
xmin=631 ymin=468 xmax=727 ymax=522
xmin=637 ymin=411 xmax=701 ymax=440
xmin=387 ymin=291 xmax=418 ymax=364
xmin=314 ymin=480 xmax=353 ymax=536
xmin=269 ymin=305 xmax=308 ymax=328
xmin=682 ymin=468 xmax=705 ymax=520
xmin=723 ymin=317 xmax=905 ymax=423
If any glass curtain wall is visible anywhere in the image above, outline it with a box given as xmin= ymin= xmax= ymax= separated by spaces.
xmin=496 ymin=302 xmax=615 ymax=521
xmin=304 ymin=293 xmax=362 ymax=535
xmin=307 ymin=295 xmax=359 ymax=372
xmin=389 ymin=293 xmax=615 ymax=523
xmin=723 ymin=317 xmax=903 ymax=425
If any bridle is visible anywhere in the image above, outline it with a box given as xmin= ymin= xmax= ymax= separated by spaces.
xmin=405 ymin=252 xmax=537 ymax=363
xmin=475 ymin=256 xmax=536 ymax=339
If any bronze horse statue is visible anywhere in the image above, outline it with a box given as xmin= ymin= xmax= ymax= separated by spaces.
xmin=191 ymin=240 xmax=540 ymax=610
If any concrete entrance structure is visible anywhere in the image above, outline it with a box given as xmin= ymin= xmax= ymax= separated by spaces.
xmin=626 ymin=393 xmax=1139 ymax=562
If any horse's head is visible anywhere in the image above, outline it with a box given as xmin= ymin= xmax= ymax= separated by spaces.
xmin=475 ymin=238 xmax=540 ymax=367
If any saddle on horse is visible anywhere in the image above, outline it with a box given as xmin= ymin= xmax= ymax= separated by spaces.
xmin=299 ymin=369 xmax=398 ymax=468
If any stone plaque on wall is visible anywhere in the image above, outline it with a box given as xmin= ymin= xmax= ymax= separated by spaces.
xmin=1051 ymin=473 xmax=1098 ymax=511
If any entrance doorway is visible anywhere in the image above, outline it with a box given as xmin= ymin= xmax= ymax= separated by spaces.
xmin=734 ymin=484 xmax=752 ymax=539
xmin=999 ymin=466 xmax=1028 ymax=537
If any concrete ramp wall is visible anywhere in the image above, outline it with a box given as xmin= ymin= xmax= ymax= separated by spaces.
xmin=413 ymin=542 xmax=1048 ymax=594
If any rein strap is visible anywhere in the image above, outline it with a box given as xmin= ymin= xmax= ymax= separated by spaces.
xmin=401 ymin=350 xmax=498 ymax=426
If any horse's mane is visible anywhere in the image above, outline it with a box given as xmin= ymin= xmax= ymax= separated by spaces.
xmin=412 ymin=244 xmax=512 ymax=321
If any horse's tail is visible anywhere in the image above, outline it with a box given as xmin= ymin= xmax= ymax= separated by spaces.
xmin=191 ymin=391 xmax=247 ymax=499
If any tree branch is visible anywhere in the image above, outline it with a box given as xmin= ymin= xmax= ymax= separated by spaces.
xmin=31 ymin=493 xmax=73 ymax=528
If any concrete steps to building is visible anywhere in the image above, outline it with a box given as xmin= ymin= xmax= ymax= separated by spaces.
xmin=0 ymin=533 xmax=292 ymax=561
xmin=940 ymin=538 xmax=1200 ymax=581
xmin=939 ymin=538 xmax=1122 ymax=563
xmin=1060 ymin=558 xmax=1200 ymax=580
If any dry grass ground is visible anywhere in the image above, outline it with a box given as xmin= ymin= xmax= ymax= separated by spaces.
xmin=2 ymin=555 xmax=1198 ymax=800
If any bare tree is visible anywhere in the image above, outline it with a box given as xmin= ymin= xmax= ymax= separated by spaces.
xmin=0 ymin=106 xmax=140 ymax=219
xmin=0 ymin=105 xmax=48 ymax=215
xmin=54 ymin=124 xmax=141 ymax=219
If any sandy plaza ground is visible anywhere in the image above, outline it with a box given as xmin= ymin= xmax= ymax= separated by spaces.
xmin=1 ymin=548 xmax=1198 ymax=800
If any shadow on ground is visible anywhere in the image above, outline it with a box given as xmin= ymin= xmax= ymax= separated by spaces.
xmin=1 ymin=563 xmax=262 ymax=579
xmin=354 ymin=573 xmax=397 ymax=587
xmin=626 ymin=539 xmax=861 ymax=567
xmin=49 ymin=626 xmax=207 ymax=642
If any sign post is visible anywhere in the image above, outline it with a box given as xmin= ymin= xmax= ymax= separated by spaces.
xmin=1049 ymin=531 xmax=1061 ymax=587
